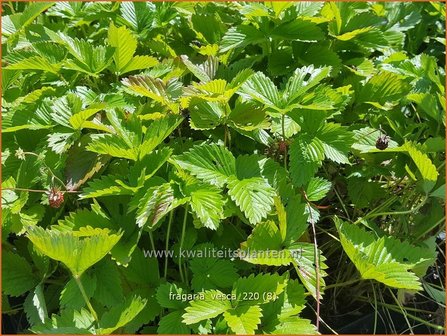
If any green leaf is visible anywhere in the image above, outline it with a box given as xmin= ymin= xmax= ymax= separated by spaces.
xmin=227 ymin=176 xmax=276 ymax=225
xmin=188 ymin=98 xmax=224 ymax=130
xmin=285 ymin=197 xmax=308 ymax=244
xmin=80 ymin=175 xmax=135 ymax=199
xmin=223 ymin=305 xmax=262 ymax=335
xmin=187 ymin=184 xmax=225 ymax=230
xmin=136 ymin=183 xmax=175 ymax=228
xmin=335 ymin=218 xmax=436 ymax=290
xmin=129 ymin=148 xmax=172 ymax=186
xmin=122 ymin=75 xmax=181 ymax=112
xmin=139 ymin=115 xmax=183 ymax=159
xmin=21 ymin=2 xmax=55 ymax=27
xmin=92 ymin=260 xmax=123 ymax=307
xmin=357 ymin=71 xmax=410 ymax=106
xmin=99 ymin=296 xmax=147 ymax=334
xmin=51 ymin=32 xmax=114 ymax=76
xmin=294 ymin=44 xmax=341 ymax=70
xmin=238 ymin=72 xmax=281 ymax=109
xmin=370 ymin=141 xmax=438 ymax=182
xmin=122 ymin=55 xmax=158 ymax=74
xmin=170 ymin=143 xmax=236 ymax=187
xmin=65 ymin=139 xmax=108 ymax=191
xmin=289 ymin=136 xmax=324 ymax=187
xmin=31 ymin=308 xmax=95 ymax=334
xmin=305 ymin=177 xmax=332 ymax=202
xmin=401 ymin=142 xmax=439 ymax=182
xmin=317 ymin=123 xmax=353 ymax=164
xmin=190 ymin=248 xmax=239 ymax=291
xmin=272 ymin=20 xmax=324 ymax=41
xmin=87 ymin=134 xmax=139 ymax=161
xmin=156 ymin=283 xmax=187 ymax=309
xmin=108 ymin=22 xmax=136 ymax=74
xmin=27 ymin=226 xmax=122 ymax=277
xmin=24 ymin=284 xmax=48 ymax=326
xmin=180 ymin=55 xmax=217 ymax=83
xmin=278 ymin=279 xmax=307 ymax=319
xmin=351 ymin=127 xmax=399 ymax=153
xmin=182 ymin=290 xmax=232 ymax=324
xmin=233 ymin=273 xmax=287 ymax=305
xmin=220 ymin=25 xmax=266 ymax=53
xmin=240 ymin=221 xmax=292 ymax=266
xmin=158 ymin=311 xmax=191 ymax=334
xmin=69 ymin=106 xmax=106 ymax=131
xmin=229 ymin=100 xmax=266 ymax=131
xmin=284 ymin=65 xmax=332 ymax=106
xmin=3 ymin=250 xmax=39 ymax=296
xmin=124 ymin=248 xmax=160 ymax=285
xmin=271 ymin=317 xmax=318 ymax=334
xmin=6 ymin=56 xmax=60 ymax=74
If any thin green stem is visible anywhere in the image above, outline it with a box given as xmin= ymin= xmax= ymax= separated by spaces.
xmin=149 ymin=231 xmax=156 ymax=252
xmin=357 ymin=295 xmax=445 ymax=331
xmin=388 ymin=289 xmax=414 ymax=334
xmin=371 ymin=281 xmax=378 ymax=335
xmin=322 ymin=166 xmax=350 ymax=220
xmin=307 ymin=304 xmax=339 ymax=335
xmin=7 ymin=2 xmax=16 ymax=14
xmin=417 ymin=215 xmax=445 ymax=240
xmin=323 ymin=277 xmax=361 ymax=290
xmin=164 ymin=210 xmax=174 ymax=279
xmin=19 ymin=151 xmax=68 ymax=188
xmin=178 ymin=205 xmax=189 ymax=283
xmin=74 ymin=275 xmax=99 ymax=325
xmin=224 ymin=124 xmax=231 ymax=149
xmin=352 ymin=192 xmax=422 ymax=226
xmin=363 ymin=195 xmax=427 ymax=220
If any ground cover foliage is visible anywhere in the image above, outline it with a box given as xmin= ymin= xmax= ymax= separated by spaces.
xmin=1 ymin=1 xmax=446 ymax=334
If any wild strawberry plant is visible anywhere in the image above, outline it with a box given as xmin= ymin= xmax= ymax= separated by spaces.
xmin=2 ymin=2 xmax=446 ymax=334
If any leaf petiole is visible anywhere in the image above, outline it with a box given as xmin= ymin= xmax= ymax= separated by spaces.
xmin=74 ymin=275 xmax=99 ymax=326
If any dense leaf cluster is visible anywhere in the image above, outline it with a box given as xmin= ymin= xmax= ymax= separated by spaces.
xmin=2 ymin=2 xmax=445 ymax=334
